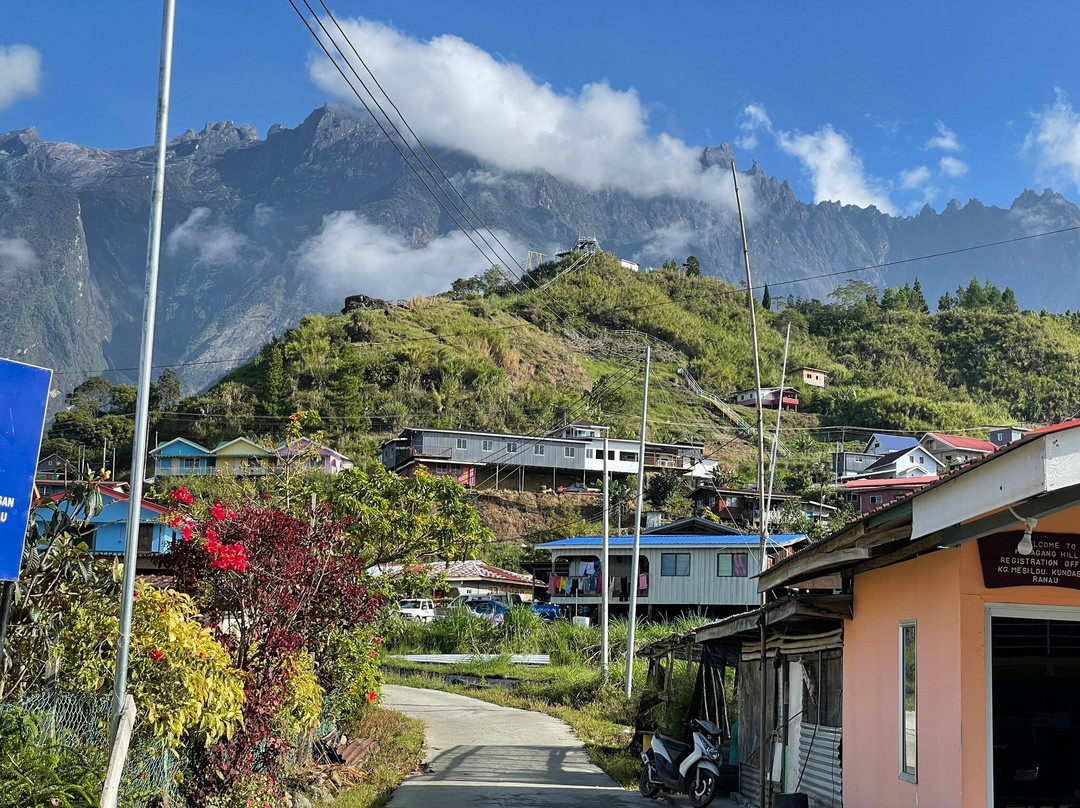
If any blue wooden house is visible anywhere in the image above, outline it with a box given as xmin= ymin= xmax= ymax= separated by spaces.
xmin=149 ymin=437 xmax=214 ymax=478
xmin=36 ymin=484 xmax=180 ymax=561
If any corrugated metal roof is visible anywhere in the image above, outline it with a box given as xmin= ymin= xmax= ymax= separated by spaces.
xmin=924 ymin=432 xmax=996 ymax=452
xmin=865 ymin=433 xmax=921 ymax=453
xmin=536 ymin=533 xmax=805 ymax=549
xmin=371 ymin=560 xmax=535 ymax=585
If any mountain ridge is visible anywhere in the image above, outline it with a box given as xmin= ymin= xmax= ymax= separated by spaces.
xmin=1 ymin=103 xmax=1078 ymax=402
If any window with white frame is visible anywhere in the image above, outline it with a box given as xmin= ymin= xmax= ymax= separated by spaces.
xmin=507 ymin=442 xmax=519 ymax=453
xmin=724 ymin=496 xmax=740 ymax=507
xmin=660 ymin=553 xmax=690 ymax=577
xmin=534 ymin=445 xmax=545 ymax=456
xmin=482 ymin=439 xmax=494 ymax=452
xmin=899 ymin=621 xmax=917 ymax=781
xmin=870 ymin=495 xmax=884 ymax=505
xmin=564 ymin=447 xmax=576 ymax=458
xmin=456 ymin=438 xmax=468 ymax=450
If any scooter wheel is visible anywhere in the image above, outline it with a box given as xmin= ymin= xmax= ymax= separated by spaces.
xmin=689 ymin=765 xmax=718 ymax=808
xmin=639 ymin=763 xmax=661 ymax=799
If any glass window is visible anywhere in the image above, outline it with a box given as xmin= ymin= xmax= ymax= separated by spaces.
xmin=724 ymin=496 xmax=740 ymax=507
xmin=717 ymin=552 xmax=749 ymax=577
xmin=661 ymin=553 xmax=690 ymax=577
xmin=507 ymin=442 xmax=519 ymax=453
xmin=534 ymin=444 xmax=545 ymax=456
xmin=456 ymin=438 xmax=468 ymax=450
xmin=870 ymin=495 xmax=884 ymax=504
xmin=564 ymin=447 xmax=576 ymax=458
xmin=900 ymin=621 xmax=917 ymax=781
xmin=482 ymin=440 xmax=494 ymax=451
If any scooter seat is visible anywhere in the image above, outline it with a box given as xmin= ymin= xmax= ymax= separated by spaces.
xmin=654 ymin=733 xmax=690 ymax=758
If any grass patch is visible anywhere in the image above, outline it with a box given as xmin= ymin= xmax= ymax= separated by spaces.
xmin=384 ymin=662 xmax=645 ymax=788
xmin=328 ymin=708 xmax=425 ymax=808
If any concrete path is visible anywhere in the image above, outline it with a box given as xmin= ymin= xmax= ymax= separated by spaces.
xmin=381 ymin=684 xmax=737 ymax=808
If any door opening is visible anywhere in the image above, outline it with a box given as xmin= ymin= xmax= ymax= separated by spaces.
xmin=991 ymin=616 xmax=1080 ymax=808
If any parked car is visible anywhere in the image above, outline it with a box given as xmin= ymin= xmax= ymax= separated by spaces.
xmin=531 ymin=602 xmax=562 ymax=620
xmin=557 ymin=482 xmax=600 ymax=494
xmin=465 ymin=599 xmax=510 ymax=624
xmin=396 ymin=598 xmax=436 ymax=623
xmin=448 ymin=593 xmax=524 ymax=610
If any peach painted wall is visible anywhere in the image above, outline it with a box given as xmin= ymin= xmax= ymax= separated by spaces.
xmin=843 ymin=533 xmax=1080 ymax=808
xmin=843 ymin=547 xmax=963 ymax=808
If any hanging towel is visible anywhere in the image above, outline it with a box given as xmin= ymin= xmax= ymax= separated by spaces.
xmin=639 ymin=573 xmax=648 ymax=591
xmin=548 ymin=576 xmax=557 ymax=596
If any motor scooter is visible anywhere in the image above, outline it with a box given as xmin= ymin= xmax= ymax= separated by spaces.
xmin=639 ymin=717 xmax=722 ymax=808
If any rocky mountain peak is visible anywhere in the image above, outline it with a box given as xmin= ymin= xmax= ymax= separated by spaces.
xmin=701 ymin=143 xmax=736 ymax=169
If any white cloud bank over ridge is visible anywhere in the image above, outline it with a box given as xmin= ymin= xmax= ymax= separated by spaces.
xmin=306 ymin=19 xmax=736 ymax=208
xmin=0 ymin=44 xmax=42 ymax=111
xmin=298 ymin=211 xmax=527 ymax=300
xmin=739 ymin=104 xmax=894 ymax=213
xmin=166 ymin=208 xmax=248 ymax=264
xmin=1024 ymin=89 xmax=1080 ymax=192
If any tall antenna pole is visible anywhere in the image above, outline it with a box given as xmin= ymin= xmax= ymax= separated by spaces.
xmin=731 ymin=160 xmax=769 ymax=808
xmin=601 ymin=428 xmax=610 ymax=680
xmin=764 ymin=323 xmax=792 ymax=533
xmin=109 ymin=0 xmax=176 ymax=741
xmin=623 ymin=343 xmax=650 ymax=697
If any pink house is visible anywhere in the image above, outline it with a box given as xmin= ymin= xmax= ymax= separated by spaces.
xmin=275 ymin=438 xmax=354 ymax=474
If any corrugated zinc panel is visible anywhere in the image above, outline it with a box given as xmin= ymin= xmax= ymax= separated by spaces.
xmin=797 ymin=723 xmax=842 ymax=808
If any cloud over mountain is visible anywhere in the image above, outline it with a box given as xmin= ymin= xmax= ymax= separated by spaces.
xmin=0 ymin=44 xmax=41 ymax=111
xmin=305 ymin=18 xmax=737 ymax=209
xmin=1025 ymin=89 xmax=1080 ymax=192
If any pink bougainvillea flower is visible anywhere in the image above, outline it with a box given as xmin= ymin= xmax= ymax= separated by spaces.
xmin=150 ymin=648 xmax=164 ymax=662
xmin=168 ymin=514 xmax=182 ymax=528
xmin=367 ymin=691 xmax=378 ymax=703
xmin=370 ymin=649 xmax=378 ymax=659
xmin=170 ymin=487 xmax=194 ymax=506
xmin=209 ymin=502 xmax=227 ymax=521
xmin=181 ymin=525 xmax=193 ymax=542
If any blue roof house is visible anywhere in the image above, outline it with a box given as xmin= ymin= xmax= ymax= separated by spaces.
xmin=149 ymin=437 xmax=214 ymax=478
xmin=863 ymin=433 xmax=921 ymax=455
xmin=536 ymin=516 xmax=806 ymax=618
xmin=36 ymin=484 xmax=180 ymax=562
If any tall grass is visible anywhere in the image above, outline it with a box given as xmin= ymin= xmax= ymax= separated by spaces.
xmin=383 ymin=610 xmax=709 ymax=667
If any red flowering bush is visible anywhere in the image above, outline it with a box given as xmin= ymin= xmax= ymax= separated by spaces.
xmin=164 ymin=501 xmax=383 ymax=798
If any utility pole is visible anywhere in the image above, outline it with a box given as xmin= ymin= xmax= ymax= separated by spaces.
xmin=732 ymin=160 xmax=770 ymax=808
xmin=623 ymin=344 xmax=650 ymax=697
xmin=107 ymin=0 xmax=175 ymax=766
xmin=601 ymin=428 xmax=610 ymax=680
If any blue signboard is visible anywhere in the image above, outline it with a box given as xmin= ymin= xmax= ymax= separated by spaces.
xmin=0 ymin=358 xmax=53 ymax=581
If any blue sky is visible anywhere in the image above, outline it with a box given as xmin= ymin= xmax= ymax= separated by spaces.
xmin=3 ymin=1 xmax=1080 ymax=215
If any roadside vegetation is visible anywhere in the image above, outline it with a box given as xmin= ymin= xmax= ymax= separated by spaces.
xmin=381 ymin=609 xmax=712 ymax=788
xmin=326 ymin=709 xmax=425 ymax=808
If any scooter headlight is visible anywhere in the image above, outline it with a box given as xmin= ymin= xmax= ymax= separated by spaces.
xmin=706 ymin=746 xmax=720 ymax=761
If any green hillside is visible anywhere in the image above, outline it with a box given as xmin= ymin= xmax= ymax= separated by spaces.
xmin=49 ymin=254 xmax=1080 ymax=482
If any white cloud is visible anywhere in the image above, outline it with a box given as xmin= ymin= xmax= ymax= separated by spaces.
xmin=938 ymin=155 xmax=969 ymax=178
xmin=924 ymin=120 xmax=962 ymax=152
xmin=0 ymin=44 xmax=41 ymax=111
xmin=739 ymin=104 xmax=893 ymax=212
xmin=0 ymin=236 xmax=36 ymax=280
xmin=306 ymin=19 xmax=735 ymax=208
xmin=900 ymin=165 xmax=931 ymax=189
xmin=638 ymin=222 xmax=695 ymax=265
xmin=166 ymin=207 xmax=247 ymax=264
xmin=297 ymin=211 xmax=527 ymax=299
xmin=1023 ymin=88 xmax=1080 ymax=191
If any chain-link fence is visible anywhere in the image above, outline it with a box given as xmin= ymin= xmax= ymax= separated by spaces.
xmin=18 ymin=688 xmax=183 ymax=806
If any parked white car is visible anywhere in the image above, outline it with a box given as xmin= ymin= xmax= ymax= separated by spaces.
xmin=397 ymin=598 xmax=436 ymax=622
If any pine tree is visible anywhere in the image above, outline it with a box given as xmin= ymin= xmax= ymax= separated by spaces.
xmin=912 ymin=277 xmax=929 ymax=313
xmin=762 ymin=284 xmax=772 ymax=310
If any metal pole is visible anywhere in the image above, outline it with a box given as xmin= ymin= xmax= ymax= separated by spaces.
xmin=764 ymin=323 xmax=791 ymax=533
xmin=601 ymin=429 xmax=610 ymax=680
xmin=623 ymin=344 xmax=650 ymax=697
xmin=0 ymin=581 xmax=14 ymax=656
xmin=109 ymin=0 xmax=176 ymax=744
xmin=732 ymin=160 xmax=770 ymax=808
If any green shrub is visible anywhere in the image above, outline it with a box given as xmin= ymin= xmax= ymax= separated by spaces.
xmin=0 ymin=707 xmax=107 ymax=808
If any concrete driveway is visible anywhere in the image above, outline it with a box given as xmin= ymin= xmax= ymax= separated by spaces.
xmin=381 ymin=684 xmax=737 ymax=808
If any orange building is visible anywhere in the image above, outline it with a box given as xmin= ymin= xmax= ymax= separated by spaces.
xmin=688 ymin=420 xmax=1080 ymax=808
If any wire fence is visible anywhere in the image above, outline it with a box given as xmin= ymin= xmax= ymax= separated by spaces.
xmin=19 ymin=688 xmax=183 ymax=806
